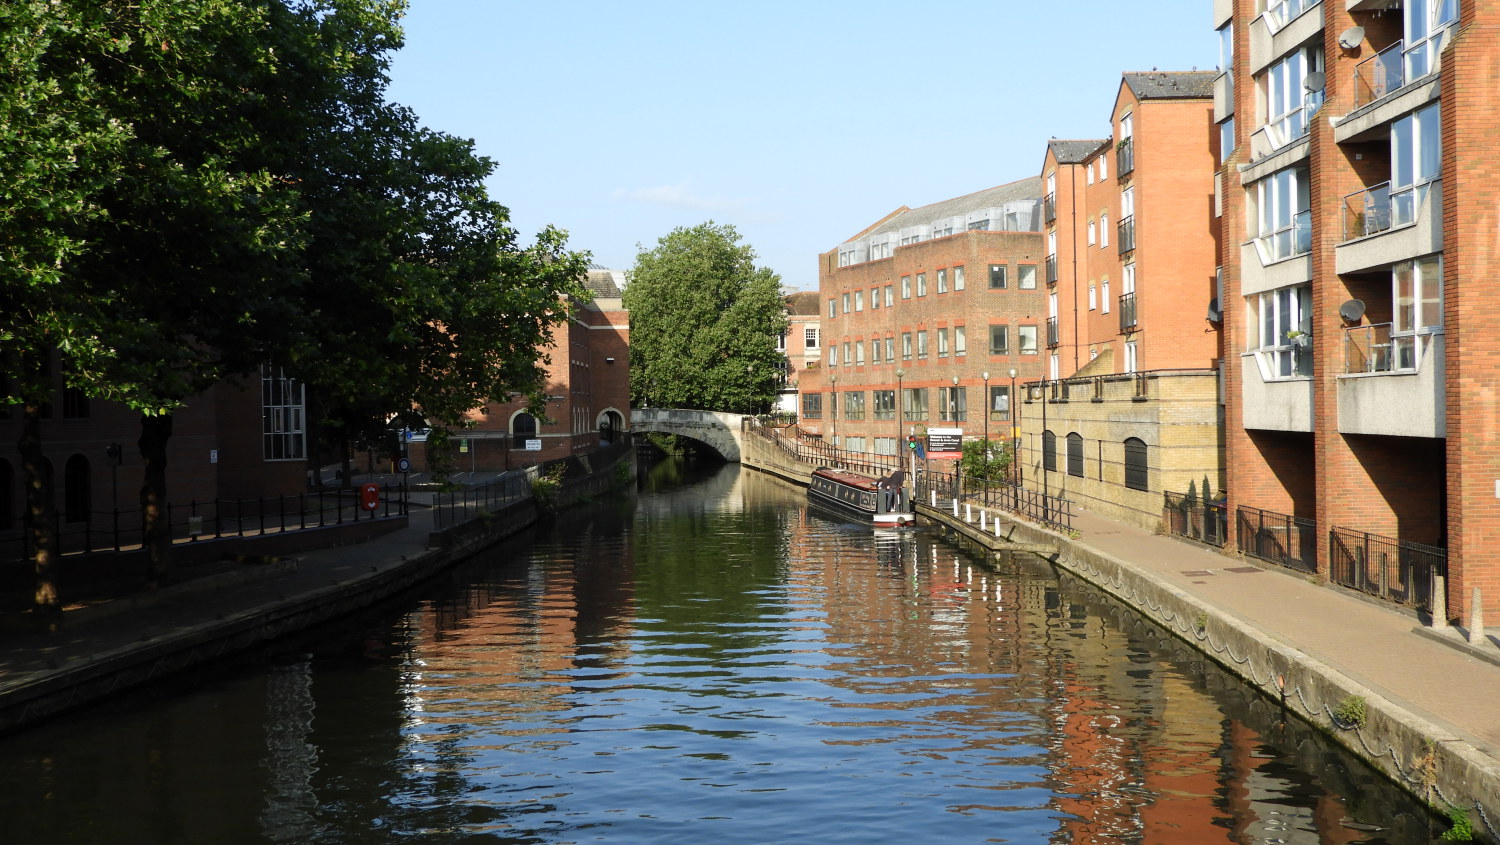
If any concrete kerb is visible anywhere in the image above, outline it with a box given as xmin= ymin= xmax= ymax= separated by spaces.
xmin=920 ymin=502 xmax=1499 ymax=840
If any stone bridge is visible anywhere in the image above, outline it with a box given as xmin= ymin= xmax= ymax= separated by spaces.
xmin=631 ymin=408 xmax=746 ymax=461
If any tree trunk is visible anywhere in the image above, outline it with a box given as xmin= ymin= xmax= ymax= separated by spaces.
xmin=19 ymin=402 xmax=62 ymax=630
xmin=339 ymin=433 xmax=352 ymax=489
xmin=138 ymin=413 xmax=174 ymax=586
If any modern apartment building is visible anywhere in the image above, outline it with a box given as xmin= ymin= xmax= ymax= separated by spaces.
xmin=1217 ymin=0 xmax=1493 ymax=625
xmin=1030 ymin=75 xmax=1224 ymax=529
xmin=805 ymin=180 xmax=1047 ymax=456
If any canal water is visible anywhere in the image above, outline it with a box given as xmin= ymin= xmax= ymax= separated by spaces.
xmin=0 ymin=461 xmax=1443 ymax=843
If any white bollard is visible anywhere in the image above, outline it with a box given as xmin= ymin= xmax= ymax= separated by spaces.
xmin=952 ymin=497 xmax=959 ymax=516
xmin=1469 ymin=587 xmax=1486 ymax=645
xmin=994 ymin=519 xmax=1002 ymax=538
xmin=965 ymin=503 xmax=972 ymax=522
xmin=931 ymin=489 xmax=937 ymax=506
xmin=980 ymin=511 xmax=987 ymax=531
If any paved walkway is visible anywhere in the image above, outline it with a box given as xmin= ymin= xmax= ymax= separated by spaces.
xmin=1064 ymin=507 xmax=1500 ymax=757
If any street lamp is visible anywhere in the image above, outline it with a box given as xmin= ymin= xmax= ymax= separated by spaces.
xmin=829 ymin=372 xmax=838 ymax=449
xmin=895 ymin=368 xmax=905 ymax=457
xmin=1008 ymin=368 xmax=1019 ymax=486
xmin=981 ymin=371 xmax=990 ymax=481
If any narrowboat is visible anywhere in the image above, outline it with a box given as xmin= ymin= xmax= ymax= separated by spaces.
xmin=807 ymin=467 xmax=914 ymax=527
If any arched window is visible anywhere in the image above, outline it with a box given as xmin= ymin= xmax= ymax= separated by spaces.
xmin=1042 ymin=430 xmax=1056 ymax=472
xmin=64 ymin=454 xmax=91 ymax=523
xmin=1067 ymin=433 xmax=1084 ymax=477
xmin=1124 ymin=438 xmax=1149 ymax=491
xmin=0 ymin=460 xmax=12 ymax=531
xmin=512 ymin=413 xmax=538 ymax=449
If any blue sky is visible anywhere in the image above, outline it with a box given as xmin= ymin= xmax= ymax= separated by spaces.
xmin=386 ymin=1 xmax=1219 ymax=291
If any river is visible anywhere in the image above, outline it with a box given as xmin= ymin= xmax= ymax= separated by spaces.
xmin=0 ymin=460 xmax=1441 ymax=843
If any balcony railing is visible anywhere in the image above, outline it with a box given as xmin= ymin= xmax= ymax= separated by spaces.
xmin=1256 ymin=209 xmax=1311 ymax=264
xmin=1118 ymin=291 xmax=1137 ymax=332
xmin=1236 ymin=505 xmax=1316 ymax=573
xmin=1116 ymin=138 xmax=1134 ymax=176
xmin=1045 ymin=316 xmax=1059 ymax=348
xmin=1264 ymin=92 xmax=1323 ymax=150
xmin=1045 ymin=254 xmax=1057 ymax=285
xmin=1344 ymin=323 xmax=1427 ymax=374
xmin=1329 ymin=526 xmax=1445 ymax=612
xmin=1341 ymin=179 xmax=1435 ymax=242
xmin=1117 ymin=215 xmax=1135 ymax=254
xmin=1353 ymin=40 xmax=1403 ymax=108
xmin=1044 ymin=193 xmax=1056 ymax=223
xmin=1164 ymin=490 xmax=1227 ymax=547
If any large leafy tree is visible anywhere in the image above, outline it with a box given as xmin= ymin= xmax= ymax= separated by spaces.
xmin=623 ymin=222 xmax=787 ymax=412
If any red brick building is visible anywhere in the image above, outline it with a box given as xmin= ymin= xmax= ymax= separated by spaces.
xmin=416 ymin=265 xmax=632 ymax=472
xmin=1028 ymin=75 xmax=1224 ymax=529
xmin=777 ymin=292 xmax=821 ymax=414
xmin=1217 ymin=0 xmax=1493 ymax=625
xmin=803 ymin=179 xmax=1047 ymax=456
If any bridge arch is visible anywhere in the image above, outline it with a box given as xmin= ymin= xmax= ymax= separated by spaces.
xmin=630 ymin=409 xmax=747 ymax=462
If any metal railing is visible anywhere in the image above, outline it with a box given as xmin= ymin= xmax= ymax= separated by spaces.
xmin=1163 ymin=490 xmax=1227 ymax=547
xmin=1354 ymin=40 xmax=1404 ymax=108
xmin=745 ymin=418 xmax=902 ymax=478
xmin=1118 ymin=291 xmax=1137 ymax=332
xmin=7 ymin=489 xmax=408 ymax=562
xmin=1046 ymin=316 xmax=1059 ymax=349
xmin=1045 ymin=255 xmax=1057 ymax=285
xmin=1116 ymin=138 xmax=1134 ymax=176
xmin=1342 ymin=181 xmax=1392 ymax=241
xmin=921 ymin=468 xmax=1073 ymax=532
xmin=1236 ymin=504 xmax=1316 ymax=573
xmin=1117 ymin=215 xmax=1135 ymax=254
xmin=1343 ymin=322 xmax=1422 ymax=374
xmin=1329 ymin=526 xmax=1445 ymax=612
xmin=1044 ymin=193 xmax=1056 ymax=223
xmin=1257 ymin=209 xmax=1312 ymax=263
xmin=430 ymin=471 xmax=534 ymax=531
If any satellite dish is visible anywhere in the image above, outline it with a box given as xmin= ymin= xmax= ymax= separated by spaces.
xmin=1339 ymin=299 xmax=1366 ymax=322
xmin=1304 ymin=71 xmax=1326 ymax=92
xmin=1206 ymin=297 xmax=1222 ymax=323
xmin=1338 ymin=26 xmax=1365 ymax=49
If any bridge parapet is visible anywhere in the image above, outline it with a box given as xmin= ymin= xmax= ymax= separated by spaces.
xmin=631 ymin=409 xmax=747 ymax=461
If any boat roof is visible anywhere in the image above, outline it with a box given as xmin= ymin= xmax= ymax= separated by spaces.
xmin=813 ymin=467 xmax=882 ymax=491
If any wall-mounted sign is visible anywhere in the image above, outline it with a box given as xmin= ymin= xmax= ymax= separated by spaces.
xmin=926 ymin=427 xmax=963 ymax=459
xmin=525 ymin=439 xmax=542 ymax=452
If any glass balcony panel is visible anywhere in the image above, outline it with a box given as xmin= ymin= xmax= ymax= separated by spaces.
xmin=1354 ymin=41 xmax=1404 ymax=108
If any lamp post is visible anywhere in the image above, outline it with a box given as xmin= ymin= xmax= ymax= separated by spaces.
xmin=981 ymin=371 xmax=990 ymax=482
xmin=1008 ymin=368 xmax=1019 ymax=487
xmin=895 ymin=368 xmax=905 ymax=459
xmin=1040 ymin=373 xmax=1049 ymax=520
xmin=829 ymin=372 xmax=838 ymax=450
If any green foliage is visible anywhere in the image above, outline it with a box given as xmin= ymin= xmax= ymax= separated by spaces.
xmin=959 ymin=438 xmax=1012 ymax=483
xmin=530 ymin=463 xmax=568 ymax=508
xmin=1439 ymin=806 xmax=1474 ymax=841
xmin=623 ymin=222 xmax=788 ymax=412
xmin=1333 ymin=694 xmax=1367 ymax=729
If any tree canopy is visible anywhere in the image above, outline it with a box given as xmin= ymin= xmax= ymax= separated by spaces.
xmin=622 ymin=222 xmax=787 ymax=412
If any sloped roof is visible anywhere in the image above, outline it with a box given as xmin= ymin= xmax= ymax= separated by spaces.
xmin=585 ymin=268 xmax=623 ymax=299
xmin=1048 ymin=139 xmax=1110 ymax=164
xmin=784 ymin=291 xmax=820 ymax=315
xmin=1124 ymin=71 xmax=1217 ymax=100
xmin=858 ymin=177 xmax=1043 ymax=239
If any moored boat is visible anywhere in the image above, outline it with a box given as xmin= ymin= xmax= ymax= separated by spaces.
xmin=808 ymin=467 xmax=914 ymax=527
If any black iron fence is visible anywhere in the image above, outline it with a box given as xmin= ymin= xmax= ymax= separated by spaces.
xmin=1236 ymin=505 xmax=1316 ymax=573
xmin=1329 ymin=526 xmax=1445 ymax=612
xmin=6 ymin=488 xmax=407 ymax=562
xmin=430 ymin=470 xmax=534 ymax=531
xmin=923 ymin=469 xmax=1073 ymax=532
xmin=745 ymin=419 xmax=902 ymax=477
xmin=1163 ymin=490 xmax=1227 ymax=547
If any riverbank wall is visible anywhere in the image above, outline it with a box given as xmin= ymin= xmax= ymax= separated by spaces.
xmin=740 ymin=433 xmax=1497 ymax=838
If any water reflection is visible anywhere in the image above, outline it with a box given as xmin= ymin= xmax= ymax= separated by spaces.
xmin=0 ymin=461 xmax=1437 ymax=843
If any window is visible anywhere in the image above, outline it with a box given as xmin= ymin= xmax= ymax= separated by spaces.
xmin=870 ymin=287 xmax=880 ymax=310
xmin=1067 ymin=433 xmax=1084 ymax=477
xmin=989 ymin=325 xmax=1009 ymax=355
xmin=954 ymin=326 xmax=966 ymax=356
xmin=989 ymin=385 xmax=1011 ymax=421
xmin=1219 ymin=117 xmax=1236 ymax=164
xmin=854 ymin=341 xmax=865 ymax=365
xmin=1124 ymin=437 xmax=1149 ymax=491
xmin=870 ymin=338 xmax=882 ymax=364
xmin=937 ymin=328 xmax=950 ymax=357
xmin=844 ymin=436 xmax=867 ymax=454
xmin=777 ymin=330 xmax=787 ymax=351
xmin=954 ymin=266 xmax=965 ymax=290
xmin=902 ymin=387 xmax=928 ymax=422
xmin=1042 ymin=430 xmax=1057 ymax=472
xmin=1391 ymin=103 xmax=1441 ymax=227
xmin=874 ymin=437 xmax=897 ymax=456
xmin=828 ymin=299 xmax=837 ymax=319
xmin=1098 ymin=153 xmax=1107 ymax=180
xmin=916 ymin=331 xmax=928 ymax=359
xmin=884 ymin=336 xmax=894 ymax=362
xmin=884 ymin=285 xmax=894 ymax=307
xmin=1018 ymin=265 xmax=1037 ymax=290
xmin=828 ymin=345 xmax=838 ymax=367
xmin=1049 ymin=352 xmax=1060 ymax=380
xmin=1124 ymin=340 xmax=1138 ymax=373
xmin=1393 ymin=255 xmax=1443 ymax=369
xmin=1087 ymin=220 xmax=1097 ymax=246
xmin=916 ymin=273 xmax=927 ymax=296
xmin=805 ymin=327 xmax=820 ymax=349
xmin=939 ymin=386 xmax=967 ymax=422
xmin=802 ymin=392 xmax=822 ymax=420
xmin=63 ymin=386 xmax=90 ymax=419
xmin=841 ymin=293 xmax=850 ymax=314
xmin=989 ymin=264 xmax=1007 ymax=289
xmin=1099 ymin=212 xmax=1109 ymax=248
xmin=1089 ymin=284 xmax=1097 ymax=310
xmin=901 ymin=276 xmax=911 ymax=299
xmin=1218 ymin=22 xmax=1233 ymax=76
xmin=262 ymin=365 xmax=306 ymax=461
xmin=1019 ymin=325 xmax=1038 ymax=355
xmin=1405 ymin=0 xmax=1459 ymax=80
xmin=64 ymin=454 xmax=90 ymax=523
xmin=1102 ymin=279 xmax=1111 ymax=314
xmin=1086 ymin=163 xmax=1095 ymax=185
xmin=1262 ymin=46 xmax=1323 ymax=148
xmin=854 ymin=290 xmax=864 ymax=312
xmin=844 ymin=391 xmax=866 ymax=420
xmin=1256 ymin=166 xmax=1310 ymax=262
xmin=873 ymin=390 xmax=896 ymax=420
xmin=842 ymin=342 xmax=851 ymax=366
xmin=1253 ymin=284 xmax=1312 ymax=378
xmin=902 ymin=332 xmax=912 ymax=360
xmin=937 ymin=268 xmax=948 ymax=293
xmin=511 ymin=412 xmax=539 ymax=448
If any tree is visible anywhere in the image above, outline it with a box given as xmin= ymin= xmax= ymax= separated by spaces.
xmin=623 ymin=223 xmax=787 ymax=412
xmin=960 ymin=438 xmax=1012 ymax=484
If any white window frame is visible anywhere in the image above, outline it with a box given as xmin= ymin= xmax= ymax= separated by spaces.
xmin=954 ymin=266 xmax=965 ymax=291
xmin=1100 ymin=211 xmax=1109 ymax=248
xmin=954 ymin=325 xmax=966 ymax=356
xmin=1256 ymin=166 xmax=1310 ymax=263
xmin=1390 ymin=102 xmax=1441 ymax=228
xmin=1262 ymin=46 xmax=1323 ymax=149
xmin=1252 ymin=284 xmax=1312 ymax=379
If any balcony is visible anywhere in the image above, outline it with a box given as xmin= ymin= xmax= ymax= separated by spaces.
xmin=1241 ymin=350 xmax=1313 ymax=432
xmin=1336 ymin=179 xmax=1442 ymax=276
xmin=1118 ymin=292 xmax=1137 ymax=332
xmin=1046 ymin=317 xmax=1060 ymax=349
xmin=1262 ymin=0 xmax=1319 ymax=34
xmin=1116 ymin=138 xmax=1134 ymax=177
xmin=1045 ymin=255 xmax=1057 ymax=285
xmin=1254 ymin=209 xmax=1311 ymax=265
xmin=1353 ymin=41 xmax=1403 ymax=109
xmin=1338 ymin=330 xmax=1444 ymax=438
xmin=1341 ymin=182 xmax=1394 ymax=242
xmin=1044 ymin=193 xmax=1056 ymax=224
xmin=1117 ymin=215 xmax=1135 ymax=254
